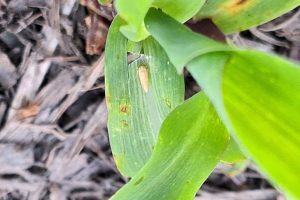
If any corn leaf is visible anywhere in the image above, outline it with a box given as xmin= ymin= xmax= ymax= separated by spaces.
xmin=152 ymin=0 xmax=205 ymax=23
xmin=105 ymin=16 xmax=184 ymax=177
xmin=97 ymin=0 xmax=111 ymax=5
xmin=115 ymin=0 xmax=153 ymax=42
xmin=222 ymin=139 xmax=246 ymax=163
xmin=188 ymin=50 xmax=300 ymax=199
xmin=145 ymin=9 xmax=300 ymax=199
xmin=111 ymin=92 xmax=229 ymax=200
xmin=196 ymin=0 xmax=300 ymax=33
xmin=115 ymin=0 xmax=205 ymax=41
xmin=145 ymin=8 xmax=232 ymax=73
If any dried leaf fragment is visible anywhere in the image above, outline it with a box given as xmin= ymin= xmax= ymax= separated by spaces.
xmin=16 ymin=102 xmax=40 ymax=119
xmin=138 ymin=65 xmax=149 ymax=93
xmin=85 ymin=13 xmax=108 ymax=55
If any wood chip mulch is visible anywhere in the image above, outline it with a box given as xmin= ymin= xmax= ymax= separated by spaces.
xmin=0 ymin=1 xmax=299 ymax=199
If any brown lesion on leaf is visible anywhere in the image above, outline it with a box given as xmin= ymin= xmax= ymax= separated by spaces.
xmin=222 ymin=0 xmax=254 ymax=15
xmin=133 ymin=176 xmax=144 ymax=186
xmin=120 ymin=120 xmax=129 ymax=128
xmin=236 ymin=0 xmax=248 ymax=5
xmin=119 ymin=103 xmax=131 ymax=115
xmin=164 ymin=97 xmax=172 ymax=109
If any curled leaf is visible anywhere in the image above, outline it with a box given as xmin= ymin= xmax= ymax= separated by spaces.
xmin=145 ymin=8 xmax=232 ymax=73
xmin=115 ymin=0 xmax=206 ymax=41
xmin=196 ymin=0 xmax=300 ymax=33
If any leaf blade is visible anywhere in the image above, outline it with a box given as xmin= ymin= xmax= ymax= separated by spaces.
xmin=222 ymin=51 xmax=300 ymax=199
xmin=111 ymin=92 xmax=229 ymax=200
xmin=144 ymin=9 xmax=300 ymax=198
xmin=222 ymin=139 xmax=246 ymax=163
xmin=188 ymin=50 xmax=300 ymax=199
xmin=196 ymin=0 xmax=300 ymax=33
xmin=152 ymin=0 xmax=205 ymax=23
xmin=145 ymin=8 xmax=232 ymax=72
xmin=105 ymin=16 xmax=184 ymax=176
xmin=115 ymin=0 xmax=206 ymax=41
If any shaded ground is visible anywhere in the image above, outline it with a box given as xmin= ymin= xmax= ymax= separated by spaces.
xmin=0 ymin=1 xmax=299 ymax=199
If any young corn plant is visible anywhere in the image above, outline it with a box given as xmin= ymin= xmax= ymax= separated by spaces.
xmin=104 ymin=1 xmax=300 ymax=199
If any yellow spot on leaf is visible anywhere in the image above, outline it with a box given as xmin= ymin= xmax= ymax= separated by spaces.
xmin=120 ymin=120 xmax=129 ymax=129
xmin=113 ymin=154 xmax=125 ymax=169
xmin=119 ymin=103 xmax=130 ymax=115
xmin=222 ymin=0 xmax=253 ymax=15
xmin=105 ymin=95 xmax=111 ymax=106
xmin=133 ymin=176 xmax=144 ymax=186
xmin=164 ymin=97 xmax=172 ymax=108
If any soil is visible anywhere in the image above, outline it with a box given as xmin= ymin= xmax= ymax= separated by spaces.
xmin=0 ymin=1 xmax=299 ymax=199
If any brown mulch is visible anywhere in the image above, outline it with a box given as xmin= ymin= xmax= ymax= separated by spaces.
xmin=0 ymin=1 xmax=299 ymax=199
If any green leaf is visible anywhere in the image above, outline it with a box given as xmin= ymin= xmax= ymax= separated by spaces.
xmin=105 ymin=16 xmax=184 ymax=177
xmin=196 ymin=0 xmax=300 ymax=33
xmin=111 ymin=92 xmax=229 ymax=200
xmin=145 ymin=8 xmax=232 ymax=73
xmin=222 ymin=51 xmax=300 ymax=199
xmin=222 ymin=160 xmax=249 ymax=177
xmin=152 ymin=0 xmax=206 ymax=23
xmin=97 ymin=0 xmax=112 ymax=5
xmin=187 ymin=53 xmax=245 ymax=164
xmin=115 ymin=0 xmax=206 ymax=42
xmin=145 ymin=9 xmax=300 ymax=199
xmin=221 ymin=138 xmax=246 ymax=163
xmin=115 ymin=0 xmax=153 ymax=42
xmin=188 ymin=51 xmax=300 ymax=199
